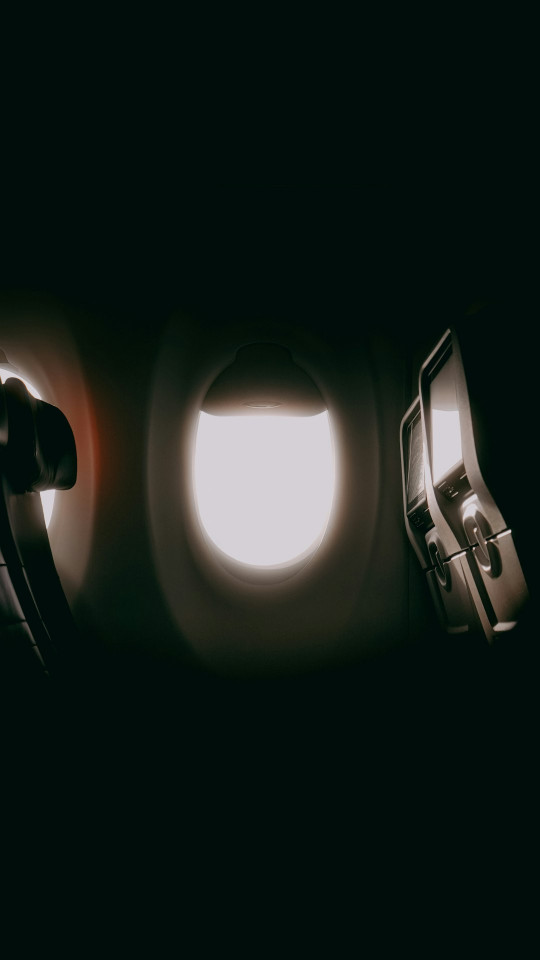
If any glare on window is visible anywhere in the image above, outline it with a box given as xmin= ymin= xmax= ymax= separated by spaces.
xmin=194 ymin=412 xmax=335 ymax=567
xmin=431 ymin=409 xmax=462 ymax=483
xmin=429 ymin=352 xmax=463 ymax=484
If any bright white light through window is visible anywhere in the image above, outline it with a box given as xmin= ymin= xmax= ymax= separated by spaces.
xmin=431 ymin=409 xmax=462 ymax=483
xmin=0 ymin=369 xmax=55 ymax=527
xmin=194 ymin=412 xmax=335 ymax=567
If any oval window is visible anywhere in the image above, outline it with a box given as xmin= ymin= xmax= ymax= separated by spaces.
xmin=194 ymin=410 xmax=335 ymax=568
xmin=0 ymin=367 xmax=55 ymax=527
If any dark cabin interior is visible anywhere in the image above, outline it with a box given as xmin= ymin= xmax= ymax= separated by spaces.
xmin=1 ymin=185 xmax=536 ymax=949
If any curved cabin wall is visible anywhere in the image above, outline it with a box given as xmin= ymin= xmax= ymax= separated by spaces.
xmin=1 ymin=295 xmax=413 ymax=678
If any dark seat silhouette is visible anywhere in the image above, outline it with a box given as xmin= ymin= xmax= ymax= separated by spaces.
xmin=0 ymin=376 xmax=77 ymax=682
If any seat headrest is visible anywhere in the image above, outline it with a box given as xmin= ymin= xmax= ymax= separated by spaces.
xmin=1 ymin=377 xmax=77 ymax=492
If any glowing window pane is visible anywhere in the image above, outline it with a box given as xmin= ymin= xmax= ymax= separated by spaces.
xmin=0 ymin=369 xmax=56 ymax=527
xmin=194 ymin=412 xmax=335 ymax=567
xmin=430 ymin=353 xmax=463 ymax=484
xmin=431 ymin=409 xmax=462 ymax=483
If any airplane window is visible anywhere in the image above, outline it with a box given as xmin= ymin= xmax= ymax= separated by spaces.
xmin=0 ymin=368 xmax=56 ymax=527
xmin=194 ymin=411 xmax=335 ymax=567
xmin=431 ymin=409 xmax=462 ymax=483
xmin=430 ymin=354 xmax=463 ymax=483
